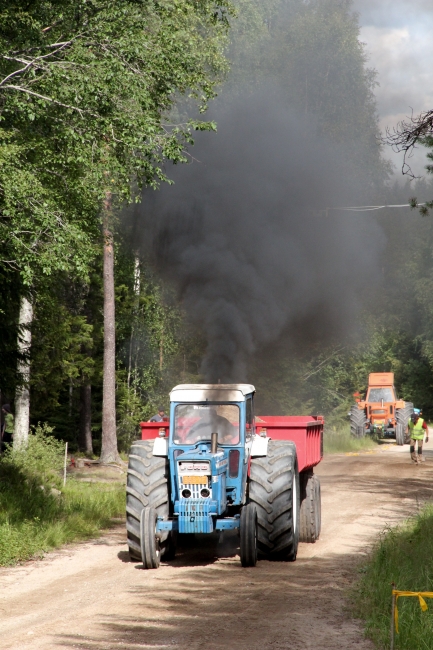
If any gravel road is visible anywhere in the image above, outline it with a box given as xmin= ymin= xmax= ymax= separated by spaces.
xmin=1 ymin=442 xmax=433 ymax=650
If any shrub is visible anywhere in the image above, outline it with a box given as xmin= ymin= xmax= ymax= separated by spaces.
xmin=0 ymin=425 xmax=125 ymax=565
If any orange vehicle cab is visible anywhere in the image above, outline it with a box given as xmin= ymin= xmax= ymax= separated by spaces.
xmin=357 ymin=373 xmax=404 ymax=431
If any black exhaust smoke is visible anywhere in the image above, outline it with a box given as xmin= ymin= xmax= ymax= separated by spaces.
xmin=135 ymin=90 xmax=385 ymax=381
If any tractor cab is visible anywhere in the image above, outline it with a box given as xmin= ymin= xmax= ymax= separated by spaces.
xmin=168 ymin=384 xmax=255 ymax=516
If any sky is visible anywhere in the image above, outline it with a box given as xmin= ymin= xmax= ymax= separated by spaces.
xmin=353 ymin=0 xmax=433 ymax=178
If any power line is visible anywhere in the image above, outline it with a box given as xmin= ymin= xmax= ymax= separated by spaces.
xmin=328 ymin=203 xmax=425 ymax=212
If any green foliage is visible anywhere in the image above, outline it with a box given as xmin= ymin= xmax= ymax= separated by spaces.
xmin=2 ymin=423 xmax=65 ymax=487
xmin=354 ymin=504 xmax=433 ymax=649
xmin=0 ymin=428 xmax=124 ymax=565
xmin=0 ymin=0 xmax=232 ymax=283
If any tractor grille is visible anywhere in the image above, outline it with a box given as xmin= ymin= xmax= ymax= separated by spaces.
xmin=178 ymin=498 xmax=213 ymax=533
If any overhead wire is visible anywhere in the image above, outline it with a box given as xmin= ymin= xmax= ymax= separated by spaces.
xmin=327 ymin=203 xmax=425 ymax=212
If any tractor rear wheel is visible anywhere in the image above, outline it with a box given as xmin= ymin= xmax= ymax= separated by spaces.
xmin=396 ymin=403 xmax=412 ymax=446
xmin=240 ymin=503 xmax=258 ymax=567
xmin=249 ymin=441 xmax=300 ymax=561
xmin=299 ymin=471 xmax=321 ymax=543
xmin=126 ymin=440 xmax=173 ymax=562
xmin=349 ymin=404 xmax=367 ymax=438
xmin=140 ymin=507 xmax=161 ymax=569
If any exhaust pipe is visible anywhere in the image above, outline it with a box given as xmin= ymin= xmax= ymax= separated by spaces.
xmin=211 ymin=432 xmax=218 ymax=454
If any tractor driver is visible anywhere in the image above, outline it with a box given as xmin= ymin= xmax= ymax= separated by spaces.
xmin=408 ymin=412 xmax=429 ymax=464
xmin=186 ymin=407 xmax=238 ymax=444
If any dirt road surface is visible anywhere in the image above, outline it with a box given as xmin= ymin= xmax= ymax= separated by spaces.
xmin=1 ymin=443 xmax=433 ymax=650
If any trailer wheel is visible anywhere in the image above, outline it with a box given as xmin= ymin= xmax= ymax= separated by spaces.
xmin=349 ymin=404 xmax=366 ymax=438
xmin=249 ymin=441 xmax=300 ymax=561
xmin=313 ymin=475 xmax=321 ymax=539
xmin=126 ymin=440 xmax=172 ymax=562
xmin=140 ymin=507 xmax=161 ymax=569
xmin=299 ymin=471 xmax=321 ymax=543
xmin=240 ymin=503 xmax=258 ymax=567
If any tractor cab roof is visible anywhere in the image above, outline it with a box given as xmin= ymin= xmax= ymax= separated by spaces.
xmin=170 ymin=384 xmax=255 ymax=403
xmin=368 ymin=372 xmax=394 ymax=387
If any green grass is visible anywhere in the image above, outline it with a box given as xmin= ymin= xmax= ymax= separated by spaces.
xmin=0 ymin=427 xmax=125 ymax=566
xmin=324 ymin=425 xmax=378 ymax=453
xmin=0 ymin=474 xmax=125 ymax=566
xmin=353 ymin=504 xmax=433 ymax=649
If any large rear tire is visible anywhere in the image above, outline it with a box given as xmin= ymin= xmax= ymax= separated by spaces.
xmin=396 ymin=403 xmax=412 ymax=446
xmin=249 ymin=441 xmax=300 ymax=561
xmin=126 ymin=440 xmax=173 ymax=562
xmin=349 ymin=404 xmax=367 ymax=438
xmin=240 ymin=503 xmax=258 ymax=567
xmin=299 ymin=471 xmax=321 ymax=543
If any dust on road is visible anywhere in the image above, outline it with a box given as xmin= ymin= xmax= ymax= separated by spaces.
xmin=1 ymin=444 xmax=433 ymax=650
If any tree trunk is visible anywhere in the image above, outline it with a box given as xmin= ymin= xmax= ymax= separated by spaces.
xmin=14 ymin=295 xmax=33 ymax=448
xmin=100 ymin=194 xmax=120 ymax=463
xmin=79 ymin=383 xmax=93 ymax=455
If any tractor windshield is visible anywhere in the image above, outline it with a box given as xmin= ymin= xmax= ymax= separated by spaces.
xmin=174 ymin=403 xmax=240 ymax=445
xmin=367 ymin=387 xmax=395 ymax=402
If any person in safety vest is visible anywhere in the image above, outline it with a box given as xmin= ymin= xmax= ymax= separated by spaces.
xmin=408 ymin=412 xmax=429 ymax=464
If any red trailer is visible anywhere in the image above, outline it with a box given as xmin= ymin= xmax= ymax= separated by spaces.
xmin=255 ymin=415 xmax=323 ymax=472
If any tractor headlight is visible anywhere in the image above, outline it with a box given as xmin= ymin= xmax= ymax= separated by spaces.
xmin=200 ymin=488 xmax=210 ymax=498
xmin=182 ymin=488 xmax=192 ymax=498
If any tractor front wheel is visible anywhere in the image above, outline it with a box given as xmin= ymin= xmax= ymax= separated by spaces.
xmin=126 ymin=439 xmax=172 ymax=562
xmin=240 ymin=503 xmax=258 ymax=567
xmin=140 ymin=507 xmax=161 ymax=569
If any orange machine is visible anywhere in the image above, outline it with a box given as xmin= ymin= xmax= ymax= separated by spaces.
xmin=349 ymin=373 xmax=413 ymax=445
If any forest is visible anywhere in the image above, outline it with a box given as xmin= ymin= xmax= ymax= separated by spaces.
xmin=1 ymin=0 xmax=433 ymax=457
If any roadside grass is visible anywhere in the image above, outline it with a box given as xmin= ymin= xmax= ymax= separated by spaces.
xmin=324 ymin=425 xmax=378 ymax=453
xmin=0 ymin=426 xmax=125 ymax=566
xmin=353 ymin=503 xmax=433 ymax=649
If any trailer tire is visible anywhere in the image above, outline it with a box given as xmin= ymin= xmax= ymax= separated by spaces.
xmin=299 ymin=471 xmax=321 ymax=543
xmin=140 ymin=507 xmax=161 ymax=569
xmin=349 ymin=404 xmax=366 ymax=438
xmin=126 ymin=440 xmax=173 ymax=562
xmin=249 ymin=441 xmax=300 ymax=561
xmin=313 ymin=475 xmax=321 ymax=539
xmin=240 ymin=503 xmax=258 ymax=567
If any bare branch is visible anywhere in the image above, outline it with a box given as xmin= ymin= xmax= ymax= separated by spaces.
xmin=2 ymin=84 xmax=97 ymax=117
xmin=383 ymin=108 xmax=433 ymax=178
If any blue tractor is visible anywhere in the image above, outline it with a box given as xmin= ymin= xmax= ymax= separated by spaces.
xmin=126 ymin=384 xmax=302 ymax=568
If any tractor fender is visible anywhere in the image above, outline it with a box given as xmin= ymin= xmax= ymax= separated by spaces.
xmin=251 ymin=434 xmax=269 ymax=457
xmin=152 ymin=437 xmax=168 ymax=456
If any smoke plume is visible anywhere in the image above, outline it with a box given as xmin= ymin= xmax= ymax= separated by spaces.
xmin=136 ymin=90 xmax=384 ymax=381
